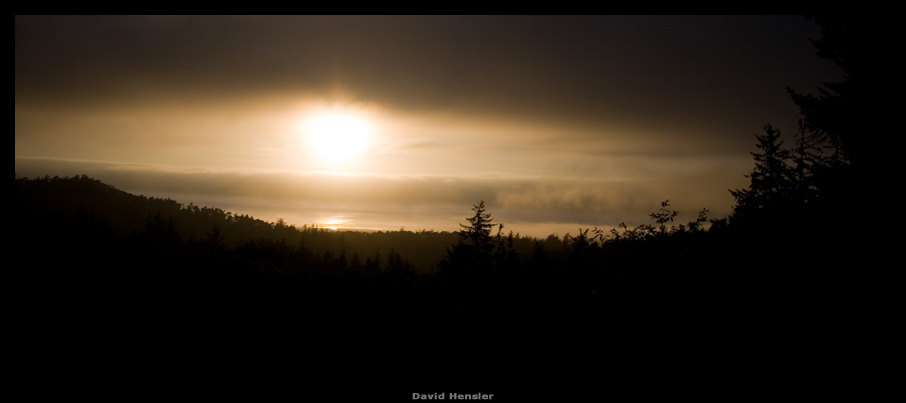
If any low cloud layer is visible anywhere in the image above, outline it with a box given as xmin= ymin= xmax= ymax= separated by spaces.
xmin=16 ymin=156 xmax=746 ymax=232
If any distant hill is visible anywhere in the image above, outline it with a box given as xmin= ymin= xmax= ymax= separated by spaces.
xmin=13 ymin=173 xmax=491 ymax=273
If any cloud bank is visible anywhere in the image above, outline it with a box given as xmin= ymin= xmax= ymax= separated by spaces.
xmin=16 ymin=156 xmax=745 ymax=232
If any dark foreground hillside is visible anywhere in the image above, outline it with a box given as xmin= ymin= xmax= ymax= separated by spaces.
xmin=14 ymin=173 xmax=867 ymax=399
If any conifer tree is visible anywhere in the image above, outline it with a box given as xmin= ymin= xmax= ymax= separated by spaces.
xmin=460 ymin=200 xmax=495 ymax=258
xmin=731 ymin=125 xmax=794 ymax=219
xmin=787 ymin=15 xmax=859 ymax=165
xmin=439 ymin=201 xmax=497 ymax=280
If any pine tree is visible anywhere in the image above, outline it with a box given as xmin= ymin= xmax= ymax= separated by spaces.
xmin=459 ymin=200 xmax=495 ymax=258
xmin=787 ymin=15 xmax=859 ymax=165
xmin=439 ymin=201 xmax=497 ymax=280
xmin=731 ymin=124 xmax=794 ymax=219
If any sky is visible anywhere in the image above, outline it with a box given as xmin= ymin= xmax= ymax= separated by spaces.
xmin=15 ymin=16 xmax=843 ymax=238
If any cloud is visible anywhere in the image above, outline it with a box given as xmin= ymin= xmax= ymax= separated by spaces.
xmin=16 ymin=156 xmax=746 ymax=229
xmin=16 ymin=16 xmax=830 ymax=153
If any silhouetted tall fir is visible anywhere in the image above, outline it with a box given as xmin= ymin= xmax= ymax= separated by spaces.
xmin=349 ymin=251 xmax=362 ymax=274
xmin=385 ymin=249 xmax=417 ymax=283
xmin=364 ymin=249 xmax=382 ymax=278
xmin=204 ymin=222 xmax=226 ymax=252
xmin=787 ymin=15 xmax=860 ymax=165
xmin=730 ymin=125 xmax=795 ymax=221
xmin=460 ymin=200 xmax=495 ymax=258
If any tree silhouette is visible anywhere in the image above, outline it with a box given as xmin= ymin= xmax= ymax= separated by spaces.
xmin=460 ymin=200 xmax=495 ymax=257
xmin=438 ymin=201 xmax=499 ymax=283
xmin=385 ymin=248 xmax=417 ymax=283
xmin=650 ymin=200 xmax=679 ymax=234
xmin=787 ymin=15 xmax=860 ymax=165
xmin=730 ymin=125 xmax=794 ymax=219
xmin=204 ymin=222 xmax=226 ymax=251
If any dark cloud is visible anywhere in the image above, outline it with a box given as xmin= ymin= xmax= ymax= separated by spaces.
xmin=16 ymin=16 xmax=839 ymax=135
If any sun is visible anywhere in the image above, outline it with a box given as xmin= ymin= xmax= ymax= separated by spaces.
xmin=306 ymin=114 xmax=371 ymax=163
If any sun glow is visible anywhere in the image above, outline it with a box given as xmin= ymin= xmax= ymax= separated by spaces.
xmin=306 ymin=115 xmax=371 ymax=163
xmin=324 ymin=218 xmax=345 ymax=230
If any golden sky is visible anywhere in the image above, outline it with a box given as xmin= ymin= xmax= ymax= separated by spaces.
xmin=15 ymin=16 xmax=842 ymax=237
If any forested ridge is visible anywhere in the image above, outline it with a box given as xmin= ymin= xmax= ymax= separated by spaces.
xmin=14 ymin=162 xmax=859 ymax=329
